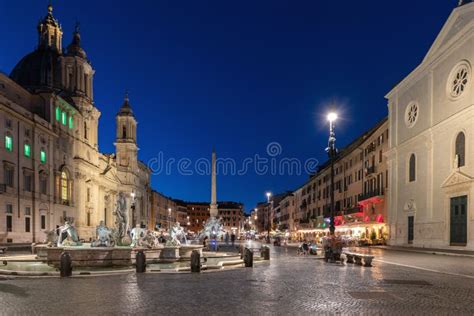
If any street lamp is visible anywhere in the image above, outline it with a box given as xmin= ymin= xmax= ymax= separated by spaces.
xmin=265 ymin=192 xmax=272 ymax=243
xmin=168 ymin=208 xmax=171 ymax=230
xmin=326 ymin=112 xmax=338 ymax=235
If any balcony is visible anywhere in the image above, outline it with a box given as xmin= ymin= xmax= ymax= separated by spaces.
xmin=358 ymin=188 xmax=384 ymax=204
xmin=365 ymin=165 xmax=376 ymax=175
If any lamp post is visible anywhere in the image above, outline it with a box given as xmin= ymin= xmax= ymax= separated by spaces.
xmin=266 ymin=192 xmax=272 ymax=242
xmin=168 ymin=207 xmax=172 ymax=231
xmin=326 ymin=112 xmax=338 ymax=235
xmin=130 ymin=192 xmax=136 ymax=227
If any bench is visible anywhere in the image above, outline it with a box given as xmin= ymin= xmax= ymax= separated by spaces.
xmin=343 ymin=251 xmax=374 ymax=267
xmin=0 ymin=247 xmax=7 ymax=255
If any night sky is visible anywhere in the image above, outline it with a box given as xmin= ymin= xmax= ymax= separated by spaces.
xmin=0 ymin=1 xmax=457 ymax=212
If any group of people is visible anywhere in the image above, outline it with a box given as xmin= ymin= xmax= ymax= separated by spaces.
xmin=202 ymin=231 xmax=236 ymax=249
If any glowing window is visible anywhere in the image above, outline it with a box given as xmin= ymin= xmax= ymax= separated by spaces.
xmin=55 ymin=107 xmax=61 ymax=121
xmin=61 ymin=171 xmax=68 ymax=202
xmin=5 ymin=135 xmax=13 ymax=151
xmin=24 ymin=143 xmax=31 ymax=158
xmin=68 ymin=116 xmax=74 ymax=129
xmin=40 ymin=150 xmax=46 ymax=164
xmin=61 ymin=112 xmax=67 ymax=125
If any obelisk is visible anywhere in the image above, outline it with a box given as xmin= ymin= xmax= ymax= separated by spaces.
xmin=210 ymin=149 xmax=218 ymax=217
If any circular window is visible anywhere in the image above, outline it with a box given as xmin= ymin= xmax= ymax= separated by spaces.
xmin=405 ymin=102 xmax=419 ymax=128
xmin=448 ymin=61 xmax=471 ymax=99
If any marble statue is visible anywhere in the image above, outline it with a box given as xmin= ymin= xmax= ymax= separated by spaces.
xmin=167 ymin=222 xmax=187 ymax=246
xmin=91 ymin=221 xmax=115 ymax=247
xmin=130 ymin=224 xmax=145 ymax=247
xmin=44 ymin=229 xmax=58 ymax=247
xmin=114 ymin=192 xmax=129 ymax=244
xmin=57 ymin=221 xmax=81 ymax=247
xmin=141 ymin=230 xmax=161 ymax=249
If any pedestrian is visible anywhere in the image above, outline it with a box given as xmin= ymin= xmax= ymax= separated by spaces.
xmin=225 ymin=232 xmax=229 ymax=245
xmin=231 ymin=232 xmax=236 ymax=246
xmin=203 ymin=236 xmax=208 ymax=248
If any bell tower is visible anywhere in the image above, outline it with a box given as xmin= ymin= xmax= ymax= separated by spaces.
xmin=115 ymin=93 xmax=138 ymax=170
xmin=37 ymin=3 xmax=63 ymax=52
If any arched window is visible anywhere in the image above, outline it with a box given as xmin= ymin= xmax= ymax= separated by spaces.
xmin=122 ymin=125 xmax=127 ymax=139
xmin=409 ymin=154 xmax=416 ymax=182
xmin=455 ymin=132 xmax=466 ymax=168
xmin=84 ymin=122 xmax=88 ymax=140
xmin=61 ymin=171 xmax=69 ymax=203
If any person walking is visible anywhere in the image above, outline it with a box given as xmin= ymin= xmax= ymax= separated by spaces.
xmin=231 ymin=232 xmax=236 ymax=246
xmin=225 ymin=232 xmax=229 ymax=245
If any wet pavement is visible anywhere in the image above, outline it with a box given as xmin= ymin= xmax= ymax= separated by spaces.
xmin=1 ymin=243 xmax=474 ymax=315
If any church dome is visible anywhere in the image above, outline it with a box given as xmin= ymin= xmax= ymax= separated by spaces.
xmin=9 ymin=47 xmax=61 ymax=91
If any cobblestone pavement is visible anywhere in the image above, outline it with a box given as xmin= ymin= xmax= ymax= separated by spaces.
xmin=1 ymin=244 xmax=474 ymax=315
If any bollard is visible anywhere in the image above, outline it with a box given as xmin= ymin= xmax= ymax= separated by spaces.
xmin=191 ymin=250 xmax=201 ymax=273
xmin=261 ymin=246 xmax=270 ymax=260
xmin=244 ymin=248 xmax=253 ymax=268
xmin=136 ymin=250 xmax=146 ymax=273
xmin=60 ymin=251 xmax=72 ymax=277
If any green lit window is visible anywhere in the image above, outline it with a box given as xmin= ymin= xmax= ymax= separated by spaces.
xmin=5 ymin=135 xmax=13 ymax=151
xmin=61 ymin=112 xmax=67 ymax=125
xmin=68 ymin=116 xmax=74 ymax=129
xmin=40 ymin=150 xmax=46 ymax=164
xmin=24 ymin=143 xmax=31 ymax=158
xmin=55 ymin=107 xmax=61 ymax=121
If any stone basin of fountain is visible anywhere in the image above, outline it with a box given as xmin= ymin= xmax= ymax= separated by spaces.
xmin=33 ymin=243 xmax=204 ymax=267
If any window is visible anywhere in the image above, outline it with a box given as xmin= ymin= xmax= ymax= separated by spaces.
xmin=405 ymin=102 xmax=419 ymax=128
xmin=55 ymin=106 xmax=61 ymax=121
xmin=448 ymin=61 xmax=471 ymax=99
xmin=84 ymin=122 xmax=88 ymax=139
xmin=61 ymin=111 xmax=67 ymax=125
xmin=4 ymin=166 xmax=14 ymax=187
xmin=455 ymin=132 xmax=465 ymax=168
xmin=25 ymin=217 xmax=31 ymax=233
xmin=25 ymin=207 xmax=31 ymax=216
xmin=5 ymin=135 xmax=13 ymax=151
xmin=40 ymin=149 xmax=46 ymax=164
xmin=5 ymin=118 xmax=12 ymax=129
xmin=24 ymin=143 xmax=31 ymax=158
xmin=41 ymin=215 xmax=46 ymax=230
xmin=24 ymin=174 xmax=32 ymax=192
xmin=68 ymin=116 xmax=74 ymax=129
xmin=409 ymin=154 xmax=416 ymax=182
xmin=379 ymin=150 xmax=383 ymax=163
xmin=6 ymin=204 xmax=13 ymax=214
xmin=61 ymin=171 xmax=69 ymax=203
xmin=40 ymin=175 xmax=47 ymax=195
xmin=6 ymin=215 xmax=12 ymax=232
xmin=87 ymin=188 xmax=91 ymax=202
xmin=122 ymin=125 xmax=127 ymax=139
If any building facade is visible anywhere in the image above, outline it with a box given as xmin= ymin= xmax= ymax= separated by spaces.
xmin=0 ymin=4 xmax=150 ymax=243
xmin=218 ymin=202 xmax=244 ymax=234
xmin=387 ymin=1 xmax=474 ymax=250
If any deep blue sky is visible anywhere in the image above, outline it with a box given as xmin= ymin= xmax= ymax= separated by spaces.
xmin=1 ymin=1 xmax=456 ymax=211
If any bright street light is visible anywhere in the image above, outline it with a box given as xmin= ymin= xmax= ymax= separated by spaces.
xmin=327 ymin=112 xmax=338 ymax=123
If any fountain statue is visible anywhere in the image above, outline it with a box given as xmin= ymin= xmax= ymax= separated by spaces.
xmin=114 ymin=192 xmax=129 ymax=245
xmin=167 ymin=222 xmax=187 ymax=246
xmin=130 ymin=224 xmax=146 ymax=247
xmin=57 ymin=221 xmax=81 ymax=247
xmin=91 ymin=221 xmax=115 ymax=247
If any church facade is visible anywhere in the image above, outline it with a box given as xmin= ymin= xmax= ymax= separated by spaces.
xmin=387 ymin=1 xmax=474 ymax=250
xmin=0 ymin=4 xmax=151 ymax=243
